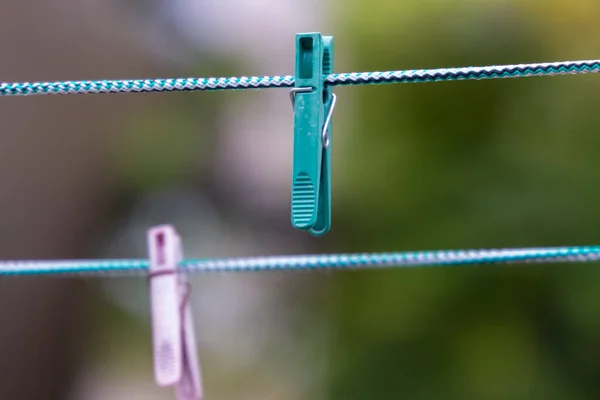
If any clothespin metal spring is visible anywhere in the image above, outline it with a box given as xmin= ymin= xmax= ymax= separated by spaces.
xmin=289 ymin=88 xmax=337 ymax=148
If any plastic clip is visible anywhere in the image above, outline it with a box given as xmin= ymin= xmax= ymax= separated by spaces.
xmin=148 ymin=225 xmax=203 ymax=400
xmin=291 ymin=32 xmax=336 ymax=236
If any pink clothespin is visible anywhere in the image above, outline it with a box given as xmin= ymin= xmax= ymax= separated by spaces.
xmin=148 ymin=225 xmax=203 ymax=400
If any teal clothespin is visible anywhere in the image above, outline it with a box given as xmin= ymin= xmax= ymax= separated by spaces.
xmin=290 ymin=32 xmax=336 ymax=236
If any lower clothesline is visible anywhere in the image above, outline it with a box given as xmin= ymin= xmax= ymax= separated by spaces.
xmin=0 ymin=245 xmax=599 ymax=277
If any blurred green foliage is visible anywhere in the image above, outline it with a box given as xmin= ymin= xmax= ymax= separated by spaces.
xmin=326 ymin=0 xmax=600 ymax=398
xmin=115 ymin=61 xmax=238 ymax=192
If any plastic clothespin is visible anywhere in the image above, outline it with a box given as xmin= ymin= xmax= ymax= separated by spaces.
xmin=148 ymin=225 xmax=203 ymax=400
xmin=290 ymin=32 xmax=336 ymax=236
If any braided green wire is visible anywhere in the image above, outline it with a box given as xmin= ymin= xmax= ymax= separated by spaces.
xmin=0 ymin=246 xmax=598 ymax=277
xmin=1 ymin=60 xmax=599 ymax=96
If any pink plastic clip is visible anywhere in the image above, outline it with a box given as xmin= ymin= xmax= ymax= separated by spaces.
xmin=148 ymin=225 xmax=203 ymax=400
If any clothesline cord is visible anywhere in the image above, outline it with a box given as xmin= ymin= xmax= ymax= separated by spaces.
xmin=1 ymin=60 xmax=599 ymax=96
xmin=1 ymin=246 xmax=599 ymax=277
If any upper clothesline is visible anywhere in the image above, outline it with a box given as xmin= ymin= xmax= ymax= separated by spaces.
xmin=0 ymin=59 xmax=599 ymax=96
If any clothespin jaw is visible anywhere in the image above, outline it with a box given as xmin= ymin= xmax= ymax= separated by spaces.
xmin=291 ymin=32 xmax=335 ymax=236
xmin=148 ymin=225 xmax=203 ymax=400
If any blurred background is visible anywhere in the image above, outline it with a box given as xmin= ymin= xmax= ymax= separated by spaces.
xmin=2 ymin=0 xmax=600 ymax=399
